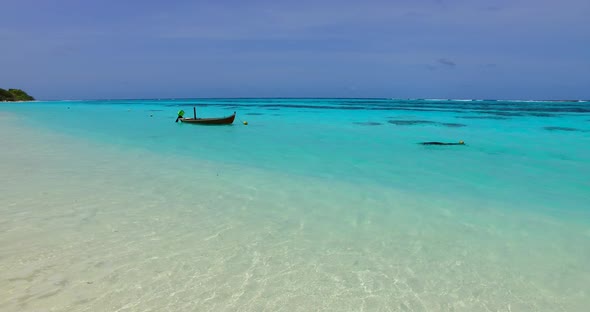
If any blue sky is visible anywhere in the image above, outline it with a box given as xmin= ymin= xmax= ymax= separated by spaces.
xmin=1 ymin=0 xmax=588 ymax=100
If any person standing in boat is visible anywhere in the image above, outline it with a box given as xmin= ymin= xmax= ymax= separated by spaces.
xmin=175 ymin=110 xmax=185 ymax=122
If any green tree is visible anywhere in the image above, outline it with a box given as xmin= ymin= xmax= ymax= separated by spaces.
xmin=0 ymin=88 xmax=34 ymax=101
xmin=0 ymin=88 xmax=15 ymax=101
xmin=8 ymin=88 xmax=35 ymax=101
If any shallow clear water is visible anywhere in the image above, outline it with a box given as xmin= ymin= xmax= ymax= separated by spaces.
xmin=1 ymin=99 xmax=589 ymax=311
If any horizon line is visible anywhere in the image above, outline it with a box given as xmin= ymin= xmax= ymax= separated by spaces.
xmin=19 ymin=97 xmax=590 ymax=103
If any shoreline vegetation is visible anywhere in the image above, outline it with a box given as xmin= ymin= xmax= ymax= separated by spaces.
xmin=0 ymin=88 xmax=34 ymax=101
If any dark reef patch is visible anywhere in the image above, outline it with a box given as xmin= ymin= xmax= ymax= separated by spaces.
xmin=440 ymin=123 xmax=467 ymax=128
xmin=388 ymin=120 xmax=466 ymax=127
xmin=245 ymin=112 xmax=264 ymax=115
xmin=529 ymin=112 xmax=557 ymax=117
xmin=458 ymin=115 xmax=509 ymax=120
xmin=353 ymin=122 xmax=383 ymax=126
xmin=543 ymin=126 xmax=582 ymax=132
xmin=485 ymin=111 xmax=525 ymax=117
xmin=388 ymin=120 xmax=435 ymax=126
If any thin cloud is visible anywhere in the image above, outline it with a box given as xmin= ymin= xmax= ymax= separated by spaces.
xmin=485 ymin=6 xmax=503 ymax=11
xmin=438 ymin=58 xmax=456 ymax=67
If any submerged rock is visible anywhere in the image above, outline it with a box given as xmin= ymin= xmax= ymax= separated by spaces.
xmin=387 ymin=120 xmax=466 ymax=128
xmin=388 ymin=120 xmax=435 ymax=125
xmin=543 ymin=126 xmax=582 ymax=132
xmin=440 ymin=122 xmax=467 ymax=128
xmin=353 ymin=121 xmax=382 ymax=126
xmin=458 ymin=115 xmax=510 ymax=120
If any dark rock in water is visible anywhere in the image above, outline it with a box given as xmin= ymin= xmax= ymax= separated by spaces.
xmin=388 ymin=120 xmax=435 ymax=125
xmin=458 ymin=115 xmax=509 ymax=120
xmin=486 ymin=111 xmax=524 ymax=117
xmin=245 ymin=112 xmax=264 ymax=115
xmin=529 ymin=112 xmax=556 ymax=117
xmin=388 ymin=120 xmax=466 ymax=127
xmin=354 ymin=121 xmax=382 ymax=126
xmin=543 ymin=126 xmax=581 ymax=132
xmin=420 ymin=141 xmax=465 ymax=146
xmin=440 ymin=122 xmax=467 ymax=128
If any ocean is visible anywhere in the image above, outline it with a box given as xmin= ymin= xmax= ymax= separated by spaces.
xmin=1 ymin=99 xmax=589 ymax=311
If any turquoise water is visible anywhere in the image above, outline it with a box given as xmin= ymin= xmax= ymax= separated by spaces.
xmin=1 ymin=99 xmax=590 ymax=311
xmin=7 ymin=99 xmax=590 ymax=211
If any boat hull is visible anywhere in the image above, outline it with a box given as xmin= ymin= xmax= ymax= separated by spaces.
xmin=180 ymin=113 xmax=236 ymax=125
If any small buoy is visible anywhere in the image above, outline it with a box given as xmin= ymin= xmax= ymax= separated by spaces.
xmin=243 ymin=121 xmax=248 ymax=125
xmin=459 ymin=140 xmax=465 ymax=144
xmin=150 ymin=114 xmax=153 ymax=117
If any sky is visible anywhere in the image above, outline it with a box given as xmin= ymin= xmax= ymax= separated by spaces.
xmin=0 ymin=0 xmax=588 ymax=100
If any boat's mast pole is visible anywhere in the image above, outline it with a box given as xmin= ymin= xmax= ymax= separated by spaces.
xmin=193 ymin=106 xmax=196 ymax=119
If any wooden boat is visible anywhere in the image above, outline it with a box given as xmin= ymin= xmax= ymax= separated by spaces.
xmin=180 ymin=111 xmax=236 ymax=125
